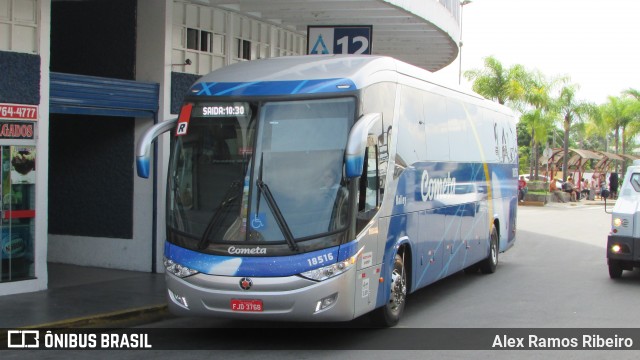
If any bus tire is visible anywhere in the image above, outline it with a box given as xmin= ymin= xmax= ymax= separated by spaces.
xmin=480 ymin=225 xmax=498 ymax=274
xmin=371 ymin=253 xmax=407 ymax=327
xmin=608 ymin=261 xmax=623 ymax=279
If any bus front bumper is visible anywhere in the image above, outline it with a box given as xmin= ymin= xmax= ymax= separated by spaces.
xmin=165 ymin=267 xmax=357 ymax=322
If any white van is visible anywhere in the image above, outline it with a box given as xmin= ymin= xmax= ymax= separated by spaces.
xmin=605 ymin=159 xmax=640 ymax=278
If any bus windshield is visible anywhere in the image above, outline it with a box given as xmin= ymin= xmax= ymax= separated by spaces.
xmin=167 ymin=97 xmax=355 ymax=253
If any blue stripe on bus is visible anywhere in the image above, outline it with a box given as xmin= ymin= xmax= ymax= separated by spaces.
xmin=164 ymin=240 xmax=360 ymax=277
xmin=190 ymin=79 xmax=357 ymax=96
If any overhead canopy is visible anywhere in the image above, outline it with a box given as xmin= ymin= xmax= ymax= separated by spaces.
xmin=543 ymin=148 xmax=638 ymax=175
xmin=203 ymin=0 xmax=460 ymax=71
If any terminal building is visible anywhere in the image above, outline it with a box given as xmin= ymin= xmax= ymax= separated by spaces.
xmin=0 ymin=0 xmax=462 ymax=295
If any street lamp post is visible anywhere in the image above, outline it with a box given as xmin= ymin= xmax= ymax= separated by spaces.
xmin=458 ymin=0 xmax=472 ymax=85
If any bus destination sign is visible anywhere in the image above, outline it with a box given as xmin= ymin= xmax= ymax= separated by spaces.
xmin=194 ymin=103 xmax=250 ymax=118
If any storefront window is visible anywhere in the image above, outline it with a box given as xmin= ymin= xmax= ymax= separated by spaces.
xmin=1 ymin=145 xmax=36 ymax=282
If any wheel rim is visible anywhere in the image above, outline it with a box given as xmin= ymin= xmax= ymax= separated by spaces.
xmin=389 ymin=266 xmax=407 ymax=313
xmin=490 ymin=231 xmax=498 ymax=265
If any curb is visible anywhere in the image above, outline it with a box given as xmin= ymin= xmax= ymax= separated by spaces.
xmin=22 ymin=304 xmax=170 ymax=329
xmin=519 ymin=201 xmax=545 ymax=206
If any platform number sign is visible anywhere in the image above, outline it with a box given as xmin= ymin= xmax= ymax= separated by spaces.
xmin=307 ymin=26 xmax=372 ymax=55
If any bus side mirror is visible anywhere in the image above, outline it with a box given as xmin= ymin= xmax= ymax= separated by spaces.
xmin=345 ymin=113 xmax=381 ymax=178
xmin=136 ymin=118 xmax=178 ymax=178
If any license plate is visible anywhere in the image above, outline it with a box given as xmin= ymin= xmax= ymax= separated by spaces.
xmin=230 ymin=299 xmax=263 ymax=312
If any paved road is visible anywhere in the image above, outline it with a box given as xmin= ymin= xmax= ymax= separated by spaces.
xmin=5 ymin=203 xmax=639 ymax=359
xmin=141 ymin=203 xmax=635 ymax=328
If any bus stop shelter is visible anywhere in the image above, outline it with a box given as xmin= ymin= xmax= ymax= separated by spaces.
xmin=541 ymin=148 xmax=640 ymax=191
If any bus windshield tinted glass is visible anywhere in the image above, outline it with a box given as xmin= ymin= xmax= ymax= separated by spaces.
xmin=167 ymin=105 xmax=255 ymax=244
xmin=168 ymin=97 xmax=354 ymax=249
xmin=250 ymin=98 xmax=354 ymax=242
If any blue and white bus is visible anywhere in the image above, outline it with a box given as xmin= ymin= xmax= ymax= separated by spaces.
xmin=137 ymin=55 xmax=518 ymax=326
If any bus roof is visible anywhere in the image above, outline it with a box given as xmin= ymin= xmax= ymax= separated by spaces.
xmin=188 ymin=55 xmax=509 ymax=114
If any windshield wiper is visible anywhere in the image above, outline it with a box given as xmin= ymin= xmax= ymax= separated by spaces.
xmin=198 ymin=181 xmax=241 ymax=250
xmin=256 ymin=153 xmax=299 ymax=252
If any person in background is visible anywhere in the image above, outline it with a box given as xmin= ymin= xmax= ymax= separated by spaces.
xmin=518 ymin=175 xmax=528 ymax=202
xmin=589 ymin=177 xmax=597 ymax=200
xmin=598 ymin=174 xmax=607 ymax=200
xmin=550 ymin=178 xmax=566 ymax=203
xmin=580 ymin=178 xmax=590 ymax=200
xmin=562 ymin=177 xmax=580 ymax=202
xmin=609 ymin=172 xmax=619 ymax=199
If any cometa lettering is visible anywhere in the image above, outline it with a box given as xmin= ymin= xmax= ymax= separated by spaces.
xmin=228 ymin=246 xmax=267 ymax=255
xmin=420 ymin=170 xmax=456 ymax=202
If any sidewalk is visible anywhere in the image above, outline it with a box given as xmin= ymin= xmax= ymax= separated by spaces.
xmin=0 ymin=263 xmax=169 ymax=329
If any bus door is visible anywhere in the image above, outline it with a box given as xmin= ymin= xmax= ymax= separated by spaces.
xmin=353 ymin=119 xmax=384 ymax=317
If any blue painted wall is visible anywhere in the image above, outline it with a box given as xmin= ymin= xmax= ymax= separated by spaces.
xmin=0 ymin=51 xmax=40 ymax=105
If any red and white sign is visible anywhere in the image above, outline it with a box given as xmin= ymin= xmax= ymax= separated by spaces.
xmin=0 ymin=103 xmax=38 ymax=121
xmin=230 ymin=299 xmax=263 ymax=312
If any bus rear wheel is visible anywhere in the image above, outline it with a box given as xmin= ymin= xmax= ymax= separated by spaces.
xmin=480 ymin=225 xmax=498 ymax=274
xmin=371 ymin=253 xmax=407 ymax=327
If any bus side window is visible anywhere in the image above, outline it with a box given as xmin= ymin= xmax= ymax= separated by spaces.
xmin=357 ymin=143 xmax=379 ymax=232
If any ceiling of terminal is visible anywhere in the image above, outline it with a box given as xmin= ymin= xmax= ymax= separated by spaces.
xmin=199 ymin=0 xmax=460 ymax=72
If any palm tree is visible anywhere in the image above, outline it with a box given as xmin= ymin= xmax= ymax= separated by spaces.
xmin=556 ymin=83 xmax=595 ymax=181
xmin=520 ymin=70 xmax=558 ymax=180
xmin=599 ymin=96 xmax=636 ymax=172
xmin=623 ymin=88 xmax=640 ymax=100
xmin=622 ymin=88 xmax=640 ymax=160
xmin=463 ymin=56 xmax=528 ymax=109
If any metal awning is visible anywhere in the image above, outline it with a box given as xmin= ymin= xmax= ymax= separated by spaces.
xmin=50 ymin=72 xmax=159 ymax=118
xmin=202 ymin=0 xmax=460 ymax=71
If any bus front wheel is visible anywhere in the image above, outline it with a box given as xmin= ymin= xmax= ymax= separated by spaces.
xmin=371 ymin=253 xmax=407 ymax=327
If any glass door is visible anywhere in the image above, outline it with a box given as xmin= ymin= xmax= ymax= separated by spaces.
xmin=0 ymin=145 xmax=36 ymax=282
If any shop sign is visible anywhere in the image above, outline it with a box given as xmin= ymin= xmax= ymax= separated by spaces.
xmin=0 ymin=103 xmax=38 ymax=121
xmin=0 ymin=122 xmax=35 ymax=140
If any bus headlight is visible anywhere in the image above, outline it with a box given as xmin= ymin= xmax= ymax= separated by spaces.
xmin=300 ymin=259 xmax=354 ymax=281
xmin=164 ymin=257 xmax=199 ymax=278
xmin=613 ymin=218 xmax=622 ymax=227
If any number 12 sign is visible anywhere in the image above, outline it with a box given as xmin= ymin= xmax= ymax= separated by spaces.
xmin=307 ymin=25 xmax=372 ymax=55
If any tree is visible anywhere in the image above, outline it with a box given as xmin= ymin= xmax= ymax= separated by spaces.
xmin=556 ymin=83 xmax=595 ymax=181
xmin=463 ymin=56 xmax=528 ymax=109
xmin=599 ymin=96 xmax=637 ymax=172
xmin=520 ymin=70 xmax=558 ymax=180
xmin=623 ymin=88 xmax=640 ymax=100
xmin=622 ymin=88 xmax=640 ymax=161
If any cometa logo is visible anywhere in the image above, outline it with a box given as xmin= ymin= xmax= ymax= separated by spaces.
xmin=420 ymin=170 xmax=456 ymax=202
xmin=228 ymin=246 xmax=267 ymax=255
